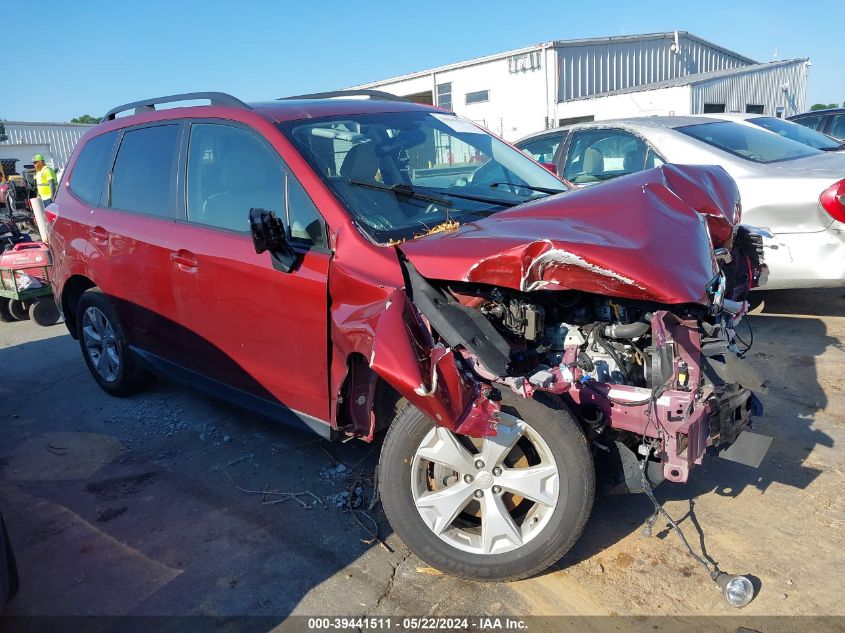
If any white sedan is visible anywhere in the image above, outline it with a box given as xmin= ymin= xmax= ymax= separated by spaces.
xmin=516 ymin=117 xmax=845 ymax=290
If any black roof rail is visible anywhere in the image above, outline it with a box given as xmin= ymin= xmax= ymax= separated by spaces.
xmin=278 ymin=89 xmax=408 ymax=103
xmin=102 ymin=92 xmax=250 ymax=122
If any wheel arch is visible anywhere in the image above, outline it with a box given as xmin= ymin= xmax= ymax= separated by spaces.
xmin=335 ymin=352 xmax=406 ymax=442
xmin=60 ymin=274 xmax=96 ymax=338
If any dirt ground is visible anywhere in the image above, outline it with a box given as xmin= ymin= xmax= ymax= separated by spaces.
xmin=0 ymin=288 xmax=843 ymax=624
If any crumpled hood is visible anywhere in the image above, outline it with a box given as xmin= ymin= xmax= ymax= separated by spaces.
xmin=400 ymin=164 xmax=738 ymax=305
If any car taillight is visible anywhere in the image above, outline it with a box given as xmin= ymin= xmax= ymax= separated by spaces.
xmin=819 ymin=179 xmax=845 ymax=223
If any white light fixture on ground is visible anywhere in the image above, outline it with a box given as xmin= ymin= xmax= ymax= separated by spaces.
xmin=713 ymin=571 xmax=755 ymax=608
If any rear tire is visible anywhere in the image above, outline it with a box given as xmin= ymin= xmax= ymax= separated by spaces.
xmin=7 ymin=300 xmax=28 ymax=321
xmin=29 ymin=298 xmax=61 ymax=326
xmin=76 ymin=288 xmax=155 ymax=396
xmin=379 ymin=389 xmax=594 ymax=581
xmin=0 ymin=299 xmax=13 ymax=323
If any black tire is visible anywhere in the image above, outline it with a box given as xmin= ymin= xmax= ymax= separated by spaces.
xmin=7 ymin=300 xmax=28 ymax=321
xmin=748 ymin=291 xmax=765 ymax=313
xmin=379 ymin=389 xmax=594 ymax=582
xmin=76 ymin=288 xmax=155 ymax=396
xmin=29 ymin=297 xmax=61 ymax=326
xmin=0 ymin=513 xmax=19 ymax=604
xmin=0 ymin=299 xmax=13 ymax=323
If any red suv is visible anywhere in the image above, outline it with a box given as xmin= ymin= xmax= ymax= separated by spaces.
xmin=49 ymin=91 xmax=768 ymax=581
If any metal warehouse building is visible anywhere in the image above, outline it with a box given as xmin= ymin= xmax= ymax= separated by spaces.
xmin=0 ymin=121 xmax=93 ymax=173
xmin=351 ymin=31 xmax=809 ymax=141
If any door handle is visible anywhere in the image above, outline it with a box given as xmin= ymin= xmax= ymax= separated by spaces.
xmin=170 ymin=249 xmax=199 ymax=269
xmin=89 ymin=225 xmax=109 ymax=242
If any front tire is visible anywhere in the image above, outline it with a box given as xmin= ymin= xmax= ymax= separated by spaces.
xmin=76 ymin=288 xmax=155 ymax=396
xmin=379 ymin=390 xmax=594 ymax=581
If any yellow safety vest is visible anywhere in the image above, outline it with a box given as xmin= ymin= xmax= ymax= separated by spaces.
xmin=36 ymin=166 xmax=57 ymax=200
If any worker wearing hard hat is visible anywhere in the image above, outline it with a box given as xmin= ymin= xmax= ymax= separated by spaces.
xmin=33 ymin=154 xmax=57 ymax=206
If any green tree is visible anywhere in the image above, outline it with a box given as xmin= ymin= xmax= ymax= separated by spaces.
xmin=809 ymin=103 xmax=839 ymax=111
xmin=71 ymin=114 xmax=99 ymax=124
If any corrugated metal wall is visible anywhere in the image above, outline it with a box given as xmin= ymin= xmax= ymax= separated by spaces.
xmin=0 ymin=122 xmax=93 ymax=169
xmin=690 ymin=60 xmax=808 ymax=116
xmin=556 ymin=34 xmax=750 ymax=101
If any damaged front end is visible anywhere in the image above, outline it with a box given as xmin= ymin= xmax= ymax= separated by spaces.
xmin=331 ymin=164 xmax=769 ymax=490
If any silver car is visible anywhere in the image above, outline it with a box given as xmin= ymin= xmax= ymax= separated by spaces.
xmin=517 ymin=117 xmax=845 ymax=290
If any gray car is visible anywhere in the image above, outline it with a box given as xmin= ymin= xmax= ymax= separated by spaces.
xmin=517 ymin=117 xmax=845 ymax=290
xmin=789 ymin=108 xmax=845 ymax=142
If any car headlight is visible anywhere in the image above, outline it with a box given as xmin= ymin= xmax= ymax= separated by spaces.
xmin=714 ymin=572 xmax=755 ymax=608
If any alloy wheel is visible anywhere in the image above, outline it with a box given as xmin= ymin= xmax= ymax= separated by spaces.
xmin=82 ymin=306 xmax=120 ymax=382
xmin=411 ymin=416 xmax=560 ymax=556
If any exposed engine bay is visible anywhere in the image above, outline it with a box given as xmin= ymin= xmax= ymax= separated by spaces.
xmin=398 ymin=224 xmax=769 ymax=489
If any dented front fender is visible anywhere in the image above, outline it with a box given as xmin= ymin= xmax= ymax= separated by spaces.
xmin=328 ymin=225 xmax=498 ymax=440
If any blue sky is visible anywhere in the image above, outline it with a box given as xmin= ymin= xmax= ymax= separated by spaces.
xmin=4 ymin=0 xmax=842 ymax=122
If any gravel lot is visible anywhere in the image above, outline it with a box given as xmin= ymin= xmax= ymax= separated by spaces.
xmin=1 ymin=288 xmax=843 ymax=623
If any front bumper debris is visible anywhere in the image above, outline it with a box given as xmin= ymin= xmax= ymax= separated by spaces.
xmin=568 ymin=311 xmax=766 ymax=483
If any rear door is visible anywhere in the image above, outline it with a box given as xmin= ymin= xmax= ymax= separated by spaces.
xmin=168 ymin=121 xmax=331 ymax=422
xmin=88 ymin=123 xmax=183 ymax=361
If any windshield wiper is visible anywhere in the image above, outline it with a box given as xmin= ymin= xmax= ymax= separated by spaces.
xmin=414 ymin=185 xmax=521 ymax=207
xmin=347 ymin=179 xmax=454 ymax=207
xmin=489 ymin=182 xmax=567 ymax=195
xmin=350 ymin=179 xmax=521 ymax=208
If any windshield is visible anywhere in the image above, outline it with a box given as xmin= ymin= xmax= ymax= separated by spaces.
xmin=748 ymin=116 xmax=842 ymax=150
xmin=677 ymin=121 xmax=822 ymax=163
xmin=278 ymin=110 xmax=567 ymax=243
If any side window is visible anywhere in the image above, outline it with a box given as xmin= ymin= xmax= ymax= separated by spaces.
xmin=794 ymin=114 xmax=824 ymax=131
xmin=827 ymin=115 xmax=845 ymax=140
xmin=562 ymin=129 xmax=647 ymax=184
xmin=436 ymin=82 xmax=452 ymax=110
xmin=68 ymin=130 xmax=119 ymax=205
xmin=110 ymin=125 xmax=180 ymax=217
xmin=187 ymin=123 xmax=326 ymax=247
xmin=519 ymin=135 xmax=562 ymax=164
xmin=187 ymin=123 xmax=285 ymax=233
xmin=287 ymin=177 xmax=327 ymax=248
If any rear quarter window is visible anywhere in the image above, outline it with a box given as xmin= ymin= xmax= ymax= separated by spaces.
xmin=68 ymin=130 xmax=119 ymax=205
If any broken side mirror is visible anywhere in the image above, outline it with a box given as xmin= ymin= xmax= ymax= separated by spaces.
xmin=249 ymin=207 xmax=296 ymax=273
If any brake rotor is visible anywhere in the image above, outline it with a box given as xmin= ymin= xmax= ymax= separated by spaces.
xmin=426 ymin=438 xmax=534 ymax=522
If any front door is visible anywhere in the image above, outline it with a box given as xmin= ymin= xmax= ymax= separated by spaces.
xmin=562 ymin=128 xmax=657 ymax=186
xmin=168 ymin=121 xmax=331 ymax=423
